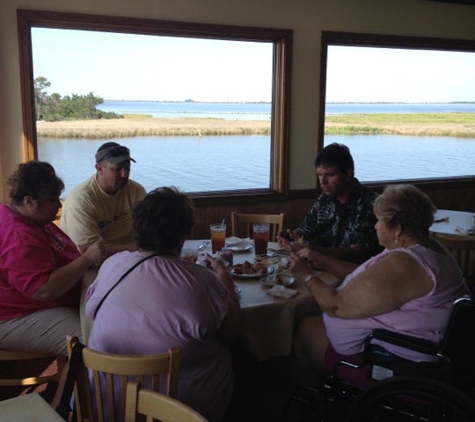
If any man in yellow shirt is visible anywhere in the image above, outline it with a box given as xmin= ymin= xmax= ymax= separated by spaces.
xmin=60 ymin=142 xmax=146 ymax=257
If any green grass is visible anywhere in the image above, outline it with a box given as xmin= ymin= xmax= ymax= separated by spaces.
xmin=325 ymin=112 xmax=475 ymax=136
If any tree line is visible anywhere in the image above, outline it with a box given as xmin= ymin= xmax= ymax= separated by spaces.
xmin=34 ymin=77 xmax=123 ymax=122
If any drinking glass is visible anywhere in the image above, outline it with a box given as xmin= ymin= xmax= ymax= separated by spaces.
xmin=253 ymin=223 xmax=269 ymax=255
xmin=180 ymin=248 xmax=198 ymax=262
xmin=210 ymin=223 xmax=226 ymax=253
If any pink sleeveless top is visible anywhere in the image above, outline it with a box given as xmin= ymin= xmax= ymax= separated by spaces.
xmin=323 ymin=244 xmax=468 ymax=361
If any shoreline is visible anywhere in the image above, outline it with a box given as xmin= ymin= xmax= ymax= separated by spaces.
xmin=36 ymin=113 xmax=475 ymax=139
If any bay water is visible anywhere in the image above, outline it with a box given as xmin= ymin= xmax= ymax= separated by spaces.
xmin=39 ymin=101 xmax=475 ymax=196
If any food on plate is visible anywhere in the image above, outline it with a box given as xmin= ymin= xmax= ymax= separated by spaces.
xmin=232 ymin=261 xmax=268 ymax=275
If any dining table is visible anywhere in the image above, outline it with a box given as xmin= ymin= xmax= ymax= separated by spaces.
xmin=184 ymin=238 xmax=339 ymax=361
xmin=0 ymin=393 xmax=65 ymax=421
xmin=79 ymin=239 xmax=339 ymax=362
xmin=430 ymin=209 xmax=475 ymax=238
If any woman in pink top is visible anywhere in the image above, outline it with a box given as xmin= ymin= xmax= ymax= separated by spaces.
xmin=0 ymin=161 xmax=106 ymax=355
xmin=289 ymin=184 xmax=468 ymax=383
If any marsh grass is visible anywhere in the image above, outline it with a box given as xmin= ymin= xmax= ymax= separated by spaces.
xmin=325 ymin=112 xmax=475 ymax=137
xmin=36 ymin=113 xmax=475 ymax=139
xmin=37 ymin=117 xmax=271 ymax=139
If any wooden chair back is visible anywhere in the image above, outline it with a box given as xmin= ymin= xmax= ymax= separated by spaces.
xmin=230 ymin=211 xmax=284 ymax=241
xmin=0 ymin=349 xmax=66 ymax=387
xmin=66 ymin=336 xmax=180 ymax=422
xmin=435 ymin=234 xmax=475 ymax=284
xmin=124 ymin=381 xmax=209 ymax=422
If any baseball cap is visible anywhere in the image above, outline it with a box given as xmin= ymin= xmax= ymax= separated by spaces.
xmin=95 ymin=145 xmax=136 ymax=164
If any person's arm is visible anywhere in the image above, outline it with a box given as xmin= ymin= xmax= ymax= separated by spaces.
xmin=206 ymin=255 xmax=242 ymax=344
xmin=78 ymin=237 xmax=137 ymax=256
xmin=290 ymin=251 xmax=433 ymax=319
xmin=297 ymin=247 xmax=359 ymax=280
xmin=311 ymin=244 xmax=371 ymax=264
xmin=31 ymin=239 xmax=107 ymax=301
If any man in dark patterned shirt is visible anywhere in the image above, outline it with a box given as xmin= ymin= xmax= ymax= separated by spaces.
xmin=279 ymin=143 xmax=381 ymax=263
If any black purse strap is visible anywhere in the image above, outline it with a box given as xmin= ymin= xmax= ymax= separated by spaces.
xmin=56 ymin=340 xmax=85 ymax=421
xmin=93 ymin=253 xmax=159 ymax=318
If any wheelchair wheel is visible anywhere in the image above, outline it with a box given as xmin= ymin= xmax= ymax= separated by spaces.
xmin=344 ymin=375 xmax=475 ymax=422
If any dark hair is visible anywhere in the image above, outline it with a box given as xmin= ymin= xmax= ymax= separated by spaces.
xmin=133 ymin=187 xmax=195 ymax=254
xmin=315 ymin=143 xmax=354 ymax=173
xmin=373 ymin=184 xmax=436 ymax=238
xmin=7 ymin=161 xmax=64 ymax=206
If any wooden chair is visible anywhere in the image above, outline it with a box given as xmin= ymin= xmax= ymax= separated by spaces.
xmin=66 ymin=336 xmax=180 ymax=422
xmin=124 ymin=381 xmax=209 ymax=422
xmin=435 ymin=234 xmax=475 ymax=285
xmin=230 ymin=211 xmax=284 ymax=241
xmin=0 ymin=349 xmax=66 ymax=388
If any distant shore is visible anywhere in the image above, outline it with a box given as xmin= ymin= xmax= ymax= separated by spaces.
xmin=36 ymin=113 xmax=475 ymax=139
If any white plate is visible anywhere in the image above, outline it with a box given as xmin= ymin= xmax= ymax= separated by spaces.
xmin=231 ymin=265 xmax=274 ymax=279
xmin=261 ymin=275 xmax=295 ymax=287
xmin=226 ymin=241 xmax=253 ymax=252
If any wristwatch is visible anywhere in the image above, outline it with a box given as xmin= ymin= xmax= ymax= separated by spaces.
xmin=303 ymin=274 xmax=315 ymax=284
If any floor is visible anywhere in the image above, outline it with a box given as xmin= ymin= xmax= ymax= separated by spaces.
xmin=0 ymin=357 xmax=59 ymax=403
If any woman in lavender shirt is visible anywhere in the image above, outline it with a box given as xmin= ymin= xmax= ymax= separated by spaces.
xmin=86 ymin=187 xmax=241 ymax=422
xmin=290 ymin=184 xmax=468 ymax=385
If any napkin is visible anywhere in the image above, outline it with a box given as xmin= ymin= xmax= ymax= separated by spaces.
xmin=266 ymin=285 xmax=298 ymax=299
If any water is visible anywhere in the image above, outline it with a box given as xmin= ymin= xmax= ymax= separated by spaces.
xmin=97 ymin=101 xmax=271 ymax=120
xmin=38 ymin=101 xmax=475 ymax=196
xmin=325 ymin=135 xmax=475 ymax=182
xmin=97 ymin=100 xmax=475 ymax=119
xmin=326 ymin=102 xmax=475 ymax=115
xmin=39 ymin=135 xmax=271 ymax=196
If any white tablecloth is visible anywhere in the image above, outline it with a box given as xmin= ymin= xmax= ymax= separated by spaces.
xmin=431 ymin=209 xmax=475 ymax=238
xmin=185 ymin=239 xmax=339 ymax=361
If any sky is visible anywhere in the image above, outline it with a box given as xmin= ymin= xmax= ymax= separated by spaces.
xmin=32 ymin=28 xmax=475 ymax=103
xmin=326 ymin=46 xmax=475 ymax=103
xmin=32 ymin=28 xmax=273 ymax=102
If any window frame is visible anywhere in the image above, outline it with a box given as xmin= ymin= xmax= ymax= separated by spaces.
xmin=17 ymin=9 xmax=292 ymax=202
xmin=318 ymin=31 xmax=475 ymax=186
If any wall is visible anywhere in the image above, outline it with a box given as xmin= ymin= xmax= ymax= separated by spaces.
xmin=1 ymin=0 xmax=474 ymax=233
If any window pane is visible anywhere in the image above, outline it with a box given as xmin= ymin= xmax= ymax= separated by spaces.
xmin=32 ymin=28 xmax=274 ymax=196
xmin=323 ymin=45 xmax=475 ymax=182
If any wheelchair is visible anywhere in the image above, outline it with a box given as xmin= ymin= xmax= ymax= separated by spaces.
xmin=286 ymin=295 xmax=475 ymax=422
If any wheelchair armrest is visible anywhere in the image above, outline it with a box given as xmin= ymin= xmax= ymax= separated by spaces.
xmin=368 ymin=329 xmax=440 ymax=356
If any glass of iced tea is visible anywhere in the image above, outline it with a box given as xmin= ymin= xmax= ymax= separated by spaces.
xmin=253 ymin=223 xmax=269 ymax=255
xmin=210 ymin=223 xmax=226 ymax=253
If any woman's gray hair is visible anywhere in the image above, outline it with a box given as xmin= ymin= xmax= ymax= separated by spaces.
xmin=373 ymin=184 xmax=436 ymax=238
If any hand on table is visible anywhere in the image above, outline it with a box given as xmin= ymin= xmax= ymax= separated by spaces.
xmin=83 ymin=238 xmax=107 ymax=267
xmin=277 ymin=228 xmax=304 ymax=250
xmin=205 ymin=253 xmax=228 ymax=273
xmin=289 ymin=252 xmax=314 ymax=282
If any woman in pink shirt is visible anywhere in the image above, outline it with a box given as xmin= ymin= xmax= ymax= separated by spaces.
xmin=0 ymin=161 xmax=106 ymax=355
xmin=290 ymin=184 xmax=468 ymax=384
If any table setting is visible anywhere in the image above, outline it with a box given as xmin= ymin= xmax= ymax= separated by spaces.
xmin=181 ymin=234 xmax=339 ymax=360
xmin=430 ymin=209 xmax=475 ymax=238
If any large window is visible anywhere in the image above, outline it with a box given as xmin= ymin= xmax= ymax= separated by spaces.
xmin=17 ymin=10 xmax=292 ymax=199
xmin=319 ymin=32 xmax=475 ymax=183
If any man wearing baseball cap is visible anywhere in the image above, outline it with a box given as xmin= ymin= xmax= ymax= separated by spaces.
xmin=61 ymin=142 xmax=146 ymax=257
